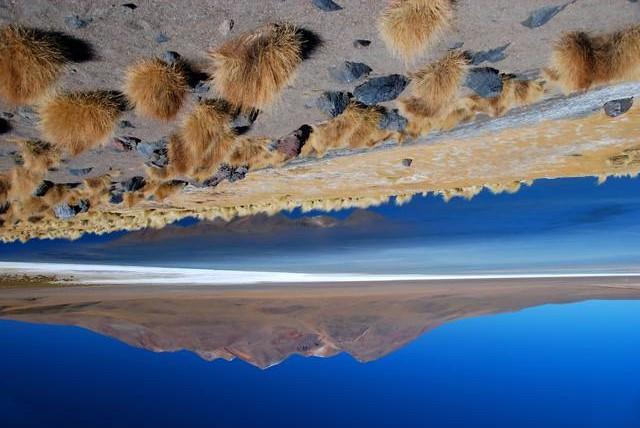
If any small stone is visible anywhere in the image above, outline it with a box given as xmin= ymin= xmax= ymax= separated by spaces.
xmin=1 ymin=112 xmax=14 ymax=119
xmin=521 ymin=4 xmax=567 ymax=29
xmin=469 ymin=43 xmax=510 ymax=65
xmin=122 ymin=3 xmax=137 ymax=9
xmin=272 ymin=124 xmax=313 ymax=159
xmin=0 ymin=202 xmax=9 ymax=215
xmin=109 ymin=192 xmax=124 ymax=204
xmin=228 ymin=166 xmax=248 ymax=183
xmin=161 ymin=50 xmax=180 ymax=64
xmin=379 ymin=108 xmax=408 ymax=132
xmin=465 ymin=67 xmax=503 ymax=98
xmin=64 ymin=15 xmax=91 ymax=29
xmin=0 ymin=118 xmax=10 ymax=134
xmin=53 ymin=203 xmax=76 ymax=220
xmin=316 ymin=91 xmax=351 ymax=117
xmin=192 ymin=81 xmax=210 ymax=94
xmin=353 ymin=39 xmax=371 ymax=49
xmin=112 ymin=136 xmax=140 ymax=151
xmin=353 ymin=74 xmax=409 ymax=105
xmin=218 ymin=18 xmax=234 ymax=36
xmin=122 ymin=176 xmax=146 ymax=192
xmin=604 ymin=98 xmax=634 ymax=117
xmin=68 ymin=167 xmax=93 ymax=177
xmin=313 ymin=0 xmax=343 ymax=12
xmin=33 ymin=180 xmax=54 ymax=197
xmin=155 ymin=32 xmax=170 ymax=43
xmin=329 ymin=61 xmax=372 ymax=83
xmin=119 ymin=120 xmax=135 ymax=129
xmin=402 ymin=158 xmax=413 ymax=167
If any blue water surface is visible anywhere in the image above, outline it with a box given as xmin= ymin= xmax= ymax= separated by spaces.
xmin=1 ymin=300 xmax=639 ymax=428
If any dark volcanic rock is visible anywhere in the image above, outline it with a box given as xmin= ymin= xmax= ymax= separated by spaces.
xmin=0 ymin=118 xmax=10 ymax=134
xmin=53 ymin=203 xmax=76 ymax=220
xmin=469 ymin=43 xmax=510 ymax=65
xmin=192 ymin=81 xmax=210 ymax=94
xmin=521 ymin=4 xmax=567 ymax=28
xmin=604 ymin=98 xmax=634 ymax=117
xmin=76 ymin=199 xmax=90 ymax=213
xmin=465 ymin=67 xmax=503 ymax=98
xmin=402 ymin=158 xmax=413 ymax=167
xmin=68 ymin=167 xmax=93 ymax=177
xmin=202 ymin=164 xmax=248 ymax=187
xmin=161 ymin=50 xmax=180 ymax=64
xmin=273 ymin=125 xmax=313 ymax=159
xmin=379 ymin=108 xmax=408 ymax=131
xmin=33 ymin=180 xmax=54 ymax=197
xmin=353 ymin=39 xmax=371 ymax=49
xmin=353 ymin=74 xmax=409 ymax=105
xmin=122 ymin=176 xmax=146 ymax=192
xmin=329 ymin=61 xmax=372 ymax=83
xmin=137 ymin=138 xmax=168 ymax=167
xmin=313 ymin=0 xmax=343 ymax=11
xmin=122 ymin=3 xmax=137 ymax=10
xmin=316 ymin=91 xmax=351 ymax=117
xmin=109 ymin=192 xmax=124 ymax=205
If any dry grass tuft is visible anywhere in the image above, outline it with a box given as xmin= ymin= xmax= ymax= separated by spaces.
xmin=378 ymin=0 xmax=454 ymax=62
xmin=0 ymin=25 xmax=67 ymax=104
xmin=301 ymin=102 xmax=399 ymax=157
xmin=39 ymin=90 xmax=126 ymax=156
xmin=397 ymin=50 xmax=469 ymax=136
xmin=124 ymin=58 xmax=189 ymax=121
xmin=173 ymin=99 xmax=236 ymax=180
xmin=17 ymin=140 xmax=60 ymax=173
xmin=228 ymin=137 xmax=284 ymax=169
xmin=209 ymin=23 xmax=303 ymax=110
xmin=545 ymin=25 xmax=640 ymax=93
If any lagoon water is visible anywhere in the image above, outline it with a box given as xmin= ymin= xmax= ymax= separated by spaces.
xmin=2 ymin=299 xmax=640 ymax=428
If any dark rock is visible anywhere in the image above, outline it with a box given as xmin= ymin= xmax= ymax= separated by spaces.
xmin=329 ymin=61 xmax=372 ymax=83
xmin=273 ymin=125 xmax=313 ymax=159
xmin=379 ymin=108 xmax=408 ymax=131
xmin=68 ymin=167 xmax=93 ymax=177
xmin=353 ymin=74 xmax=409 ymax=105
xmin=0 ymin=202 xmax=9 ymax=215
xmin=53 ymin=203 xmax=76 ymax=220
xmin=112 ymin=136 xmax=140 ymax=151
xmin=465 ymin=67 xmax=503 ymax=98
xmin=192 ymin=81 xmax=210 ymax=94
xmin=64 ymin=15 xmax=91 ymax=29
xmin=604 ymin=98 xmax=634 ymax=117
xmin=76 ymin=199 xmax=90 ymax=213
xmin=109 ymin=192 xmax=124 ymax=204
xmin=228 ymin=166 xmax=248 ymax=183
xmin=136 ymin=138 xmax=166 ymax=158
xmin=521 ymin=4 xmax=568 ymax=28
xmin=316 ymin=91 xmax=351 ymax=117
xmin=402 ymin=158 xmax=413 ymax=167
xmin=353 ymin=39 xmax=371 ymax=49
xmin=155 ymin=32 xmax=170 ymax=43
xmin=122 ymin=176 xmax=146 ymax=192
xmin=161 ymin=50 xmax=180 ymax=64
xmin=1 ymin=112 xmax=13 ymax=119
xmin=119 ymin=120 xmax=135 ymax=129
xmin=0 ymin=118 xmax=10 ymax=134
xmin=219 ymin=19 xmax=234 ymax=36
xmin=469 ymin=43 xmax=510 ymax=65
xmin=122 ymin=3 xmax=137 ymax=9
xmin=202 ymin=164 xmax=248 ymax=187
xmin=33 ymin=180 xmax=54 ymax=197
xmin=313 ymin=0 xmax=343 ymax=11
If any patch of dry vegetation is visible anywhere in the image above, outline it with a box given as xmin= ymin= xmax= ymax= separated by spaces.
xmin=39 ymin=90 xmax=126 ymax=156
xmin=378 ymin=0 xmax=455 ymax=62
xmin=208 ymin=23 xmax=303 ymax=110
xmin=0 ymin=25 xmax=67 ymax=105
xmin=124 ymin=58 xmax=189 ymax=121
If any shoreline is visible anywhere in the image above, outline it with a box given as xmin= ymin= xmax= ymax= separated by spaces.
xmin=3 ymin=261 xmax=640 ymax=286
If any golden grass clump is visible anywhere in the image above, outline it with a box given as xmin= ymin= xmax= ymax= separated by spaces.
xmin=469 ymin=76 xmax=545 ymax=117
xmin=0 ymin=25 xmax=67 ymax=105
xmin=17 ymin=140 xmax=60 ymax=173
xmin=545 ymin=25 xmax=640 ymax=94
xmin=228 ymin=137 xmax=285 ymax=169
xmin=378 ymin=0 xmax=454 ymax=62
xmin=39 ymin=91 xmax=126 ymax=156
xmin=124 ymin=58 xmax=189 ymax=121
xmin=172 ymin=99 xmax=237 ymax=179
xmin=301 ymin=102 xmax=398 ymax=157
xmin=397 ymin=49 xmax=469 ymax=136
xmin=209 ymin=23 xmax=303 ymax=110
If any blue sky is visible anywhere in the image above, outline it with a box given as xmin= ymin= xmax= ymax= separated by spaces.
xmin=1 ymin=176 xmax=640 ymax=274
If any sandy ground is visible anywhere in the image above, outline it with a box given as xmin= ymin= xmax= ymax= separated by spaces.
xmin=3 ymin=275 xmax=640 ymax=367
xmin=1 ymin=1 xmax=640 ymax=241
